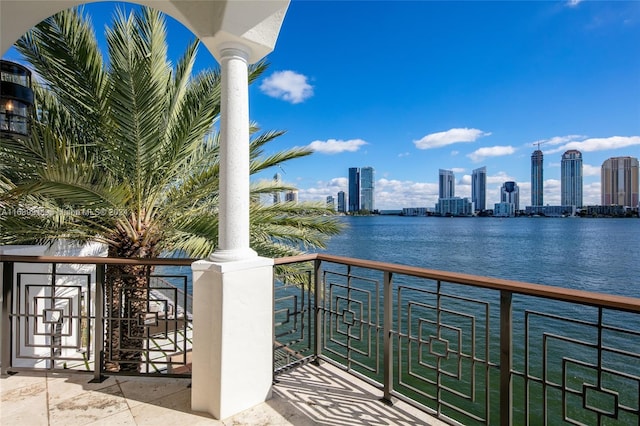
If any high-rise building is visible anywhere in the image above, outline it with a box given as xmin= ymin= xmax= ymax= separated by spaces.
xmin=561 ymin=150 xmax=583 ymax=208
xmin=284 ymin=190 xmax=298 ymax=203
xmin=601 ymin=156 xmax=639 ymax=207
xmin=531 ymin=150 xmax=544 ymax=207
xmin=360 ymin=166 xmax=375 ymax=212
xmin=501 ymin=181 xmax=520 ymax=212
xmin=436 ymin=197 xmax=473 ymax=216
xmin=439 ymin=169 xmax=455 ymax=199
xmin=326 ymin=195 xmax=335 ymax=210
xmin=337 ymin=191 xmax=346 ymax=213
xmin=471 ymin=166 xmax=487 ymax=211
xmin=348 ymin=167 xmax=360 ymax=212
xmin=273 ymin=173 xmax=281 ymax=204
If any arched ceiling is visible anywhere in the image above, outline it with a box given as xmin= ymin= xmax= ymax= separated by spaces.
xmin=0 ymin=0 xmax=289 ymax=63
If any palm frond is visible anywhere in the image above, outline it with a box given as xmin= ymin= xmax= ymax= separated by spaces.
xmin=16 ymin=6 xmax=109 ymax=141
xmin=3 ymin=5 xmax=344 ymax=260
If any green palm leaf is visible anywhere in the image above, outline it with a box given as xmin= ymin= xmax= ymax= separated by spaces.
xmin=1 ymin=5 xmax=343 ymax=260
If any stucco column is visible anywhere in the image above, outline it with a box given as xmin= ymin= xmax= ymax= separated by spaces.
xmin=191 ymin=43 xmax=274 ymax=420
xmin=210 ymin=45 xmax=257 ymax=262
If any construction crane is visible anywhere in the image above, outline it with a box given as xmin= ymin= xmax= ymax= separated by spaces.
xmin=533 ymin=139 xmax=551 ymax=151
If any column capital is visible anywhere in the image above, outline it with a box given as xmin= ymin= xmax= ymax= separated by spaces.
xmin=218 ymin=42 xmax=251 ymax=62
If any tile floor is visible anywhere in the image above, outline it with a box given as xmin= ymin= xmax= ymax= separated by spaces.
xmin=1 ymin=362 xmax=447 ymax=425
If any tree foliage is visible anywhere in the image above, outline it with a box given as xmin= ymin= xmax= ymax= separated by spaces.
xmin=0 ymin=6 xmax=342 ymax=371
xmin=0 ymin=6 xmax=342 ymax=259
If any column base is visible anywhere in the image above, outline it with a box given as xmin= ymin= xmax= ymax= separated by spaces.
xmin=208 ymin=247 xmax=258 ymax=263
xmin=190 ymin=256 xmax=274 ymax=419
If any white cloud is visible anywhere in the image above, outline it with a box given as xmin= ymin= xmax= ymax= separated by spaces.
xmin=296 ymin=177 xmax=348 ymax=201
xmin=539 ymin=135 xmax=640 ymax=154
xmin=543 ymin=179 xmax=561 ymax=205
xmin=376 ymin=178 xmax=439 ymax=209
xmin=307 ymin=138 xmax=368 ymax=154
xmin=298 ymin=177 xmax=440 ymax=209
xmin=451 ymin=150 xmax=460 ymax=156
xmin=328 ymin=177 xmax=348 ymax=189
xmin=451 ymin=167 xmax=466 ymax=174
xmin=414 ymin=128 xmax=490 ymax=150
xmin=583 ymin=164 xmax=601 ymax=177
xmin=459 ymin=174 xmax=472 ymax=185
xmin=398 ymin=152 xmax=410 ymax=158
xmin=583 ymin=182 xmax=601 ymax=205
xmin=487 ymin=171 xmax=516 ymax=185
xmin=467 ymin=145 xmax=516 ymax=162
xmin=528 ymin=135 xmax=585 ymax=151
xmin=259 ymin=70 xmax=313 ymax=104
xmin=567 ymin=0 xmax=583 ymax=7
xmin=555 ymin=136 xmax=640 ymax=153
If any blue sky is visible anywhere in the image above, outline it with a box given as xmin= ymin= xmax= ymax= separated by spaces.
xmin=4 ymin=1 xmax=640 ymax=209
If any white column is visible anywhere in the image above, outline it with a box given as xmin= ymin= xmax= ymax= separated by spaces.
xmin=210 ymin=44 xmax=257 ymax=262
xmin=190 ymin=42 xmax=274 ymax=420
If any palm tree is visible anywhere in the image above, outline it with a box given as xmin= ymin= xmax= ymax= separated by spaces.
xmin=0 ymin=6 xmax=341 ymax=372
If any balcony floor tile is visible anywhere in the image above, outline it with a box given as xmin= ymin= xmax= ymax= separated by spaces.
xmin=1 ymin=362 xmax=446 ymax=425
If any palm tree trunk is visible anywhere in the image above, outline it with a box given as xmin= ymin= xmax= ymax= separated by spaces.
xmin=105 ymin=244 xmax=154 ymax=373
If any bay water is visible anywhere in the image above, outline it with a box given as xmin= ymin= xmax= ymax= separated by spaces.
xmin=314 ymin=216 xmax=640 ymax=423
xmin=316 ymin=215 xmax=640 ymax=298
xmin=161 ymin=215 xmax=639 ymax=422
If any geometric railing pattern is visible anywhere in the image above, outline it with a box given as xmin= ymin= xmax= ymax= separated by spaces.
xmin=103 ymin=270 xmax=192 ymax=374
xmin=322 ymin=267 xmax=383 ymax=380
xmin=274 ymin=254 xmax=640 ymax=426
xmin=1 ymin=257 xmax=194 ymax=379
xmin=513 ymin=304 xmax=640 ymax=425
xmin=4 ymin=253 xmax=639 ymax=424
xmin=395 ymin=281 xmax=497 ymax=424
xmin=14 ymin=267 xmax=92 ymax=369
xmin=273 ymin=264 xmax=315 ymax=374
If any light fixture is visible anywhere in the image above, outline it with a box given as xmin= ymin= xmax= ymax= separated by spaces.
xmin=1 ymin=60 xmax=33 ymax=138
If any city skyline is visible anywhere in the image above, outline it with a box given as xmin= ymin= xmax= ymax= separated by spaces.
xmin=252 ymin=1 xmax=639 ymax=209
xmin=3 ymin=1 xmax=639 ymax=209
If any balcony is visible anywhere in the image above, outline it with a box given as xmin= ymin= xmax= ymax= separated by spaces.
xmin=0 ymin=60 xmax=33 ymax=138
xmin=1 ymin=253 xmax=639 ymax=425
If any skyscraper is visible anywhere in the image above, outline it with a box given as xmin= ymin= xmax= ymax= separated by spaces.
xmin=439 ymin=169 xmax=455 ymax=199
xmin=601 ymin=156 xmax=639 ymax=207
xmin=337 ymin=191 xmax=346 ymax=213
xmin=284 ymin=190 xmax=298 ymax=203
xmin=326 ymin=195 xmax=335 ymax=210
xmin=348 ymin=167 xmax=360 ymax=212
xmin=561 ymin=150 xmax=583 ymax=208
xmin=273 ymin=172 xmax=281 ymax=204
xmin=531 ymin=150 xmax=544 ymax=206
xmin=471 ymin=166 xmax=487 ymax=211
xmin=360 ymin=166 xmax=375 ymax=212
xmin=501 ymin=181 xmax=520 ymax=212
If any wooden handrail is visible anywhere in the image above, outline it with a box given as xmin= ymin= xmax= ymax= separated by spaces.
xmin=276 ymin=253 xmax=640 ymax=313
xmin=0 ymin=255 xmax=196 ymax=266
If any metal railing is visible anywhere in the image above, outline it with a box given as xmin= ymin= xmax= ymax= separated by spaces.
xmin=273 ymin=253 xmax=640 ymax=426
xmin=1 ymin=255 xmax=194 ymax=380
xmin=3 ymin=252 xmax=638 ymax=424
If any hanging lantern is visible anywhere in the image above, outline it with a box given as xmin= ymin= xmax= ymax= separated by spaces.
xmin=1 ymin=60 xmax=33 ymax=138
